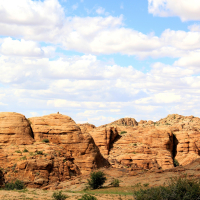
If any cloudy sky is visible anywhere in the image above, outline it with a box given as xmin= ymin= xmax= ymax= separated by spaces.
xmin=0 ymin=0 xmax=200 ymax=126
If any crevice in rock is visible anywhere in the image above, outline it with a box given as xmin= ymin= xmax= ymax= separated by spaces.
xmin=109 ymin=134 xmax=122 ymax=151
xmin=172 ymin=133 xmax=179 ymax=167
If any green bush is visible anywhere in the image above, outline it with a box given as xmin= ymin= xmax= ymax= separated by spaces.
xmin=52 ymin=191 xmax=68 ymax=200
xmin=174 ymin=159 xmax=179 ymax=167
xmin=120 ymin=131 xmax=127 ymax=135
xmin=23 ymin=148 xmax=29 ymax=152
xmin=5 ymin=179 xmax=25 ymax=190
xmin=133 ymin=176 xmax=200 ymax=200
xmin=78 ymin=194 xmax=97 ymax=200
xmin=42 ymin=138 xmax=49 ymax=143
xmin=88 ymin=171 xmax=106 ymax=189
xmin=111 ymin=179 xmax=120 ymax=187
xmin=35 ymin=150 xmax=43 ymax=155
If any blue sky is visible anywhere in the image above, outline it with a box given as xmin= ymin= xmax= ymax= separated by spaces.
xmin=0 ymin=0 xmax=200 ymax=125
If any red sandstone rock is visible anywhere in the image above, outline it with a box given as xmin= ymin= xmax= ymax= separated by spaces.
xmin=89 ymin=126 xmax=118 ymax=156
xmin=0 ymin=112 xmax=34 ymax=145
xmin=78 ymin=123 xmax=96 ymax=134
xmin=29 ymin=114 xmax=108 ymax=173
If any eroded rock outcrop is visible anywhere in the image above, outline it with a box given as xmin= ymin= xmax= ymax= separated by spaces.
xmin=109 ymin=118 xmax=138 ymax=126
xmin=0 ymin=112 xmax=109 ymax=188
xmin=0 ymin=112 xmax=34 ymax=145
xmin=29 ymin=114 xmax=108 ymax=173
xmin=107 ymin=126 xmax=174 ymax=170
xmin=78 ymin=123 xmax=96 ymax=134
xmin=89 ymin=126 xmax=118 ymax=156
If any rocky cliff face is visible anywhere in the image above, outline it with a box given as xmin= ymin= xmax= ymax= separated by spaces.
xmin=1 ymin=112 xmax=200 ymax=188
xmin=0 ymin=112 xmax=34 ymax=145
xmin=85 ymin=115 xmax=200 ymax=171
xmin=0 ymin=112 xmax=108 ymax=188
xmin=29 ymin=114 xmax=108 ymax=173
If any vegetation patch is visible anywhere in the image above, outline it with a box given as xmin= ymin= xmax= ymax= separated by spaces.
xmin=87 ymin=171 xmax=106 ymax=189
xmin=111 ymin=179 xmax=120 ymax=187
xmin=52 ymin=191 xmax=68 ymax=200
xmin=42 ymin=138 xmax=49 ymax=143
xmin=5 ymin=179 xmax=25 ymax=190
xmin=173 ymin=159 xmax=179 ymax=167
xmin=23 ymin=148 xmax=29 ymax=152
xmin=133 ymin=176 xmax=200 ymax=200
xmin=120 ymin=131 xmax=127 ymax=135
xmin=78 ymin=194 xmax=97 ymax=200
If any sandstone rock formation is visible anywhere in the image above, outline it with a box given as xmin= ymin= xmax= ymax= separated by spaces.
xmin=78 ymin=123 xmax=96 ymax=134
xmin=1 ymin=112 xmax=200 ymax=189
xmin=29 ymin=114 xmax=109 ymax=173
xmin=106 ymin=126 xmax=174 ymax=170
xmin=109 ymin=117 xmax=138 ymax=126
xmin=89 ymin=126 xmax=118 ymax=156
xmin=0 ymin=112 xmax=34 ymax=145
xmin=88 ymin=115 xmax=200 ymax=171
xmin=0 ymin=112 xmax=108 ymax=188
xmin=157 ymin=114 xmax=200 ymax=166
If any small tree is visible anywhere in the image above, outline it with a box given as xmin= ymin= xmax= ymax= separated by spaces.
xmin=88 ymin=171 xmax=106 ymax=189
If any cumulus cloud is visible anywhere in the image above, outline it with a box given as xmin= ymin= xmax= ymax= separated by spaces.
xmin=0 ymin=52 xmax=200 ymax=125
xmin=0 ymin=0 xmax=64 ymax=25
xmin=0 ymin=0 xmax=200 ymax=58
xmin=96 ymin=7 xmax=105 ymax=15
xmin=188 ymin=24 xmax=200 ymax=32
xmin=148 ymin=0 xmax=200 ymax=21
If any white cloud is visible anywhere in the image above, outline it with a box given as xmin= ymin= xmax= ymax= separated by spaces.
xmin=120 ymin=3 xmax=124 ymax=9
xmin=0 ymin=0 xmax=200 ymax=58
xmin=0 ymin=37 xmax=46 ymax=57
xmin=96 ymin=7 xmax=105 ymax=15
xmin=148 ymin=0 xmax=200 ymax=21
xmin=0 ymin=0 xmax=64 ymax=25
xmin=188 ymin=24 xmax=200 ymax=32
xmin=154 ymin=93 xmax=181 ymax=103
xmin=72 ymin=3 xmax=79 ymax=10
xmin=0 ymin=52 xmax=200 ymax=125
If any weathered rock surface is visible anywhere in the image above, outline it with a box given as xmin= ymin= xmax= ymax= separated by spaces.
xmin=0 ymin=112 xmax=108 ymax=188
xmin=157 ymin=114 xmax=200 ymax=166
xmin=1 ymin=112 xmax=200 ymax=189
xmin=89 ymin=126 xmax=118 ymax=156
xmin=78 ymin=123 xmax=96 ymax=134
xmin=89 ymin=114 xmax=200 ymax=171
xmin=107 ymin=126 xmax=174 ymax=170
xmin=0 ymin=112 xmax=34 ymax=145
xmin=109 ymin=117 xmax=138 ymax=126
xmin=29 ymin=114 xmax=109 ymax=173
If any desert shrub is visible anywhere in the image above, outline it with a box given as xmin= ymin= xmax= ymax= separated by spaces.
xmin=120 ymin=131 xmax=127 ymax=135
xmin=23 ymin=148 xmax=28 ymax=152
xmin=134 ymin=176 xmax=200 ymax=200
xmin=35 ymin=150 xmax=43 ymax=155
xmin=88 ymin=171 xmax=106 ymax=189
xmin=174 ymin=159 xmax=179 ymax=167
xmin=5 ymin=179 xmax=25 ymax=190
xmin=42 ymin=138 xmax=49 ymax=143
xmin=78 ymin=194 xmax=97 ymax=200
xmin=52 ymin=191 xmax=68 ymax=200
xmin=20 ymin=156 xmax=27 ymax=160
xmin=15 ymin=150 xmax=21 ymax=153
xmin=111 ymin=179 xmax=120 ymax=187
